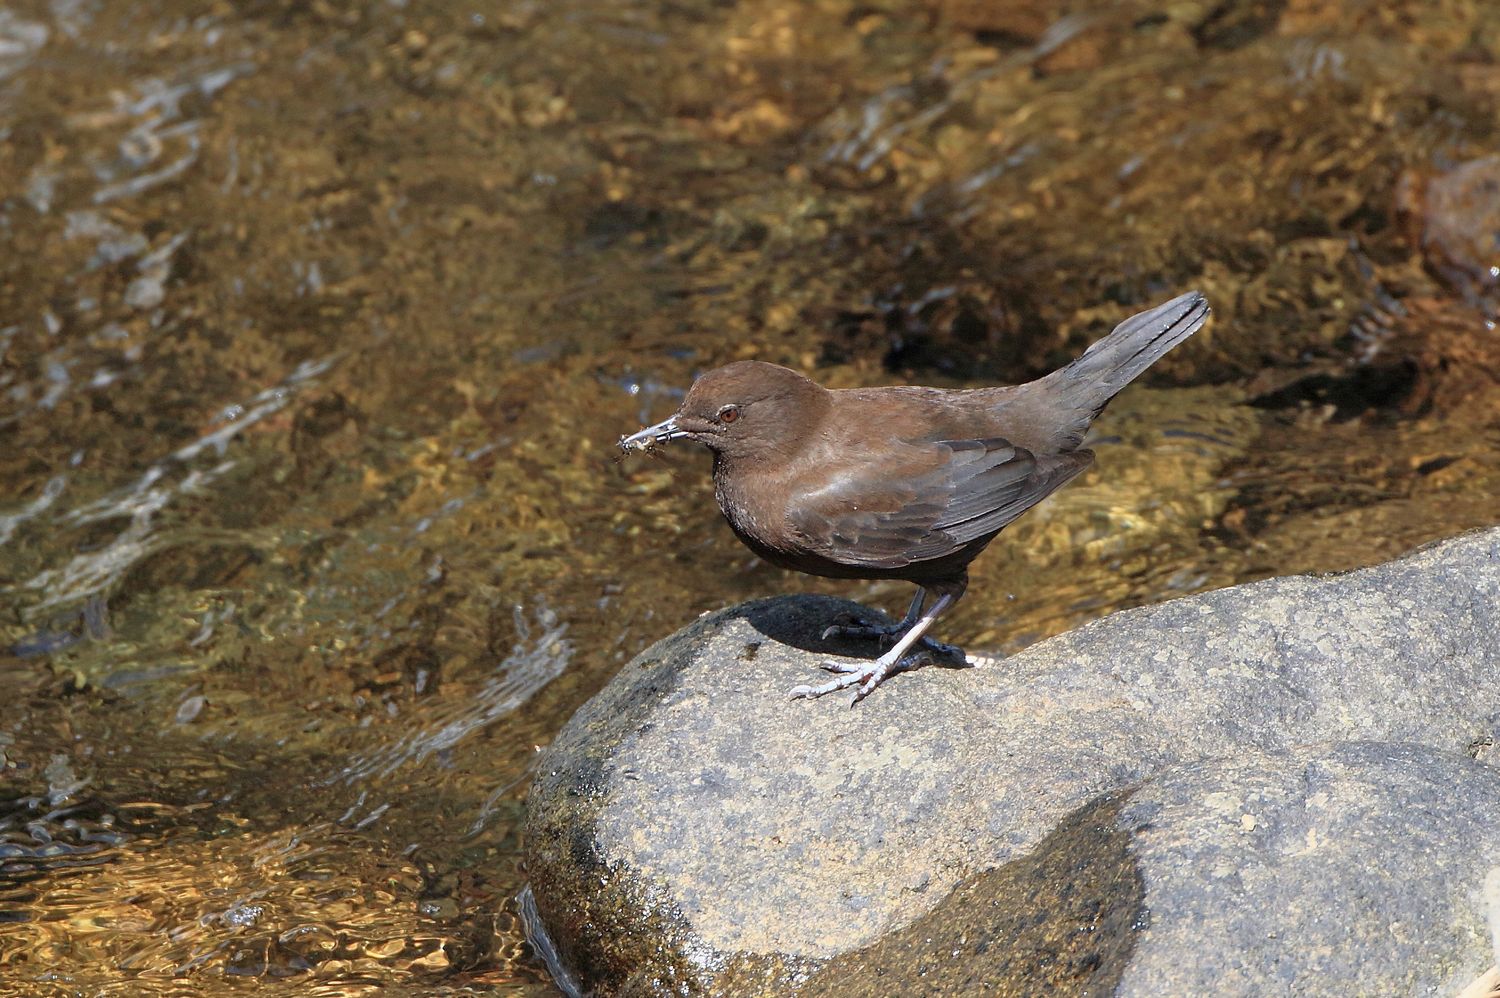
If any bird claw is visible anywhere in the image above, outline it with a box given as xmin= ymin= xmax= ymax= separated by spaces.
xmin=820 ymin=617 xmax=964 ymax=662
xmin=787 ymin=655 xmax=908 ymax=704
xmin=919 ymin=637 xmax=966 ymax=662
xmin=819 ymin=614 xmax=897 ymax=644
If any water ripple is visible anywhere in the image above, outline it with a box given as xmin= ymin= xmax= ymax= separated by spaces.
xmin=18 ymin=356 xmax=336 ymax=619
xmin=336 ymin=605 xmax=572 ymax=785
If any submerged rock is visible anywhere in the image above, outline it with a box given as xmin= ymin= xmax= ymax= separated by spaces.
xmin=523 ymin=528 xmax=1500 ymax=995
xmin=1401 ymin=155 xmax=1500 ymax=308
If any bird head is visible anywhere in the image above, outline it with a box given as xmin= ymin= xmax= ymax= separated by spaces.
xmin=618 ymin=360 xmax=828 ymax=463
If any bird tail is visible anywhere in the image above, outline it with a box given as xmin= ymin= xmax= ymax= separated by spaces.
xmin=1041 ymin=290 xmax=1210 ymax=417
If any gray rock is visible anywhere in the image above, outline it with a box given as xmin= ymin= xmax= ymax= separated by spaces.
xmin=1114 ymin=742 xmax=1499 ymax=997
xmin=798 ymin=742 xmax=1500 ymax=998
xmin=524 ymin=528 xmax=1500 ymax=995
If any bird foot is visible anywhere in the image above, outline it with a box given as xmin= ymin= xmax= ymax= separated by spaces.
xmin=820 ymin=615 xmax=965 ymax=662
xmin=788 ymin=650 xmax=921 ymax=707
xmin=820 ymin=614 xmax=902 ymax=644
xmin=916 ymin=636 xmax=965 ymax=661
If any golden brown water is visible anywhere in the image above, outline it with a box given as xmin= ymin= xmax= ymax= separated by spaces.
xmin=2 ymin=0 xmax=1498 ymax=993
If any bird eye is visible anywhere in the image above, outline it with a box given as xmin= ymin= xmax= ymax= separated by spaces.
xmin=717 ymin=405 xmax=741 ymax=424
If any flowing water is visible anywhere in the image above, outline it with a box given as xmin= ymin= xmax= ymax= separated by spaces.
xmin=2 ymin=0 xmax=1498 ymax=993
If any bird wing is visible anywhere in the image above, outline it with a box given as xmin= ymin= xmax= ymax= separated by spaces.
xmin=786 ymin=438 xmax=1094 ymax=570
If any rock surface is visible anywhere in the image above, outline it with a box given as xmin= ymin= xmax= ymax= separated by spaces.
xmin=524 ymin=528 xmax=1500 ymax=995
xmin=798 ymin=741 xmax=1500 ymax=997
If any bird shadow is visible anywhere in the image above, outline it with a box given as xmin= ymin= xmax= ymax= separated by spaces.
xmin=729 ymin=595 xmax=973 ymax=669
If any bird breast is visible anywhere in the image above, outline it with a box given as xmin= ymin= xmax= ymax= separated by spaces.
xmin=713 ymin=465 xmax=781 ymax=546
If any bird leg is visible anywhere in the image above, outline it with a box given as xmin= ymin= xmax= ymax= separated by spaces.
xmin=789 ymin=592 xmax=959 ymax=706
xmin=820 ymin=589 xmax=922 ymax=642
xmin=819 ymin=588 xmax=964 ymax=660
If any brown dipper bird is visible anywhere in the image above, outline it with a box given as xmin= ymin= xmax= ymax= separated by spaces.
xmin=619 ymin=290 xmax=1209 ymax=704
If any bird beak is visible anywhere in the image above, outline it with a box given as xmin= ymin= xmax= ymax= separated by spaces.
xmin=618 ymin=414 xmax=687 ymax=453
